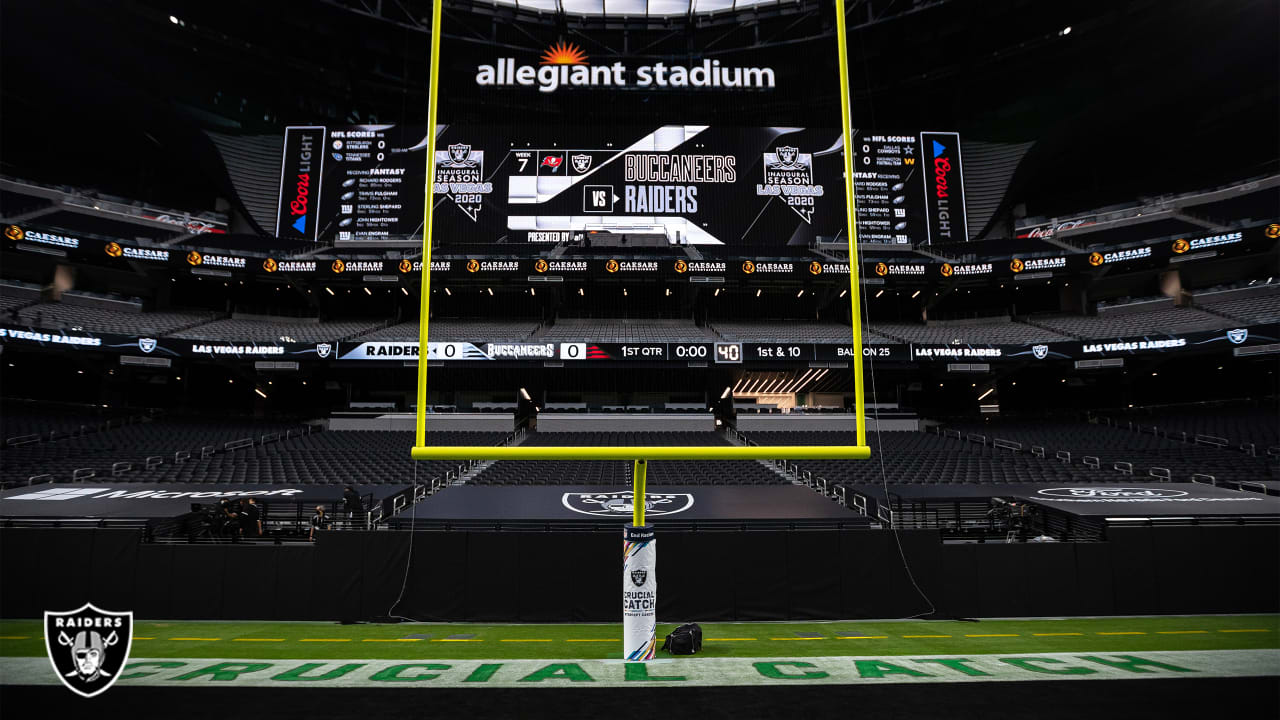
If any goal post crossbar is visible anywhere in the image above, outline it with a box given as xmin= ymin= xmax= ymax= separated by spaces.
xmin=410 ymin=445 xmax=872 ymax=461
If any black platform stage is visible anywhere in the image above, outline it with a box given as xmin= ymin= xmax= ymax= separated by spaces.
xmin=390 ymin=484 xmax=868 ymax=530
xmin=849 ymin=482 xmax=1280 ymax=517
xmin=0 ymin=483 xmax=408 ymax=521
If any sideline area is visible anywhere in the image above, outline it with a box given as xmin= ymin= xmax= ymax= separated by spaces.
xmin=3 ymin=615 xmax=1277 ymax=689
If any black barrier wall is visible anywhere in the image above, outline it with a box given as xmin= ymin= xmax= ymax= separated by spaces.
xmin=1 ymin=527 xmax=1277 ymax=620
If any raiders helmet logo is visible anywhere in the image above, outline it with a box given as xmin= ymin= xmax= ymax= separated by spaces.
xmin=571 ymin=154 xmax=592 ymax=173
xmin=562 ymin=491 xmax=694 ymax=518
xmin=1031 ymin=344 xmax=1049 ymax=359
xmin=315 ymin=343 xmax=332 ymax=358
xmin=1226 ymin=328 xmax=1248 ymax=344
xmin=138 ymin=338 xmax=157 ymax=353
xmin=630 ymin=569 xmax=648 ymax=587
xmin=442 ymin=143 xmax=477 ymax=168
xmin=44 ymin=603 xmax=133 ymax=698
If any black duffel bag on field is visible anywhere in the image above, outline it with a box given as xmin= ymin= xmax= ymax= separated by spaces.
xmin=661 ymin=623 xmax=703 ymax=655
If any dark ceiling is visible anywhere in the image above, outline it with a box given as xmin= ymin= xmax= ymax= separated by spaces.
xmin=2 ymin=0 xmax=1275 ymax=220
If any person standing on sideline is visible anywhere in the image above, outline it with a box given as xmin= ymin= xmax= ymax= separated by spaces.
xmin=309 ymin=505 xmax=327 ymax=541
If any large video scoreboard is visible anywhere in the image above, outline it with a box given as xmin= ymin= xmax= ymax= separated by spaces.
xmin=275 ymin=124 xmax=965 ymax=247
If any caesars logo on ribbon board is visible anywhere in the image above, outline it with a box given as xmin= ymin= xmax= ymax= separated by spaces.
xmin=330 ymin=259 xmax=384 ymax=274
xmin=263 ymin=258 xmax=316 ymax=273
xmin=104 ymin=242 xmax=168 ymax=262
xmin=476 ymin=42 xmax=776 ymax=93
xmin=605 ymin=259 xmax=658 ymax=273
xmin=741 ymin=260 xmax=792 ymax=274
xmin=533 ymin=259 xmax=587 ymax=273
xmin=186 ymin=250 xmax=246 ymax=269
xmin=1172 ymin=231 xmax=1243 ymax=253
xmin=940 ymin=262 xmax=991 ymax=277
xmin=1089 ymin=247 xmax=1151 ymax=266
xmin=874 ymin=262 xmax=926 ymax=277
xmin=1266 ymin=223 xmax=1280 ymax=239
xmin=6 ymin=225 xmax=79 ymax=249
xmin=1010 ymin=257 xmax=1066 ymax=273
xmin=808 ymin=261 xmax=850 ymax=275
xmin=562 ymin=491 xmax=694 ymax=517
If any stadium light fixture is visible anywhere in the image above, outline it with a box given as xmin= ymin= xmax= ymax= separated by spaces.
xmin=796 ymin=289 xmax=804 ymax=297
xmin=714 ymin=288 xmax=720 ymax=296
xmin=444 ymin=287 xmax=451 ymax=295
xmin=840 ymin=289 xmax=847 ymax=298
xmin=520 ymin=388 xmax=532 ymax=400
xmin=363 ymin=287 xmax=372 ymax=296
xmin=756 ymin=289 xmax=762 ymax=297
xmin=623 ymin=288 xmax=628 ymax=296
xmin=579 ymin=287 xmax=585 ymax=296
xmin=875 ymin=289 xmax=884 ymax=298
xmin=530 ymin=287 xmax=536 ymax=296
xmin=978 ymin=388 xmax=994 ymax=400
xmin=401 ymin=287 xmax=409 ymax=295
xmin=911 ymin=290 xmax=921 ymax=298
xmin=487 ymin=287 xmax=494 ymax=296
xmin=255 ymin=388 xmax=267 ymax=399
xmin=720 ymin=386 xmax=731 ymax=399
xmin=1059 ymin=26 xmax=1072 ymax=35
xmin=666 ymin=288 xmax=671 ymax=296
xmin=325 ymin=287 xmax=334 ymax=296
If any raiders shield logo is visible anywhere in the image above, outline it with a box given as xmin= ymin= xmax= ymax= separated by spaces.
xmin=44 ymin=603 xmax=133 ymax=698
xmin=571 ymin=154 xmax=592 ymax=173
xmin=445 ymin=143 xmax=477 ymax=167
xmin=563 ymin=491 xmax=694 ymax=518
xmin=138 ymin=338 xmax=157 ymax=354
xmin=315 ymin=343 xmax=332 ymax=358
xmin=769 ymin=145 xmax=801 ymax=169
xmin=1226 ymin=328 xmax=1248 ymax=344
xmin=1031 ymin=344 xmax=1049 ymax=359
xmin=630 ymin=569 xmax=648 ymax=587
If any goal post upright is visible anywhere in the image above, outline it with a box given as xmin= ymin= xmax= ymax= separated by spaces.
xmin=835 ymin=0 xmax=868 ymax=448
xmin=414 ymin=0 xmax=445 ymax=451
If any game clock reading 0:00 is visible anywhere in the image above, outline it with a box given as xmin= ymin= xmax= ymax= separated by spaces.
xmin=714 ymin=343 xmax=742 ymax=364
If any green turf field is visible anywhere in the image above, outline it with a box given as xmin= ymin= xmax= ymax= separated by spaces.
xmin=3 ymin=615 xmax=1276 ymax=660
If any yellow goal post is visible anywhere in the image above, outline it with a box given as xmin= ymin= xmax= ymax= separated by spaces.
xmin=410 ymin=0 xmax=869 ymax=463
